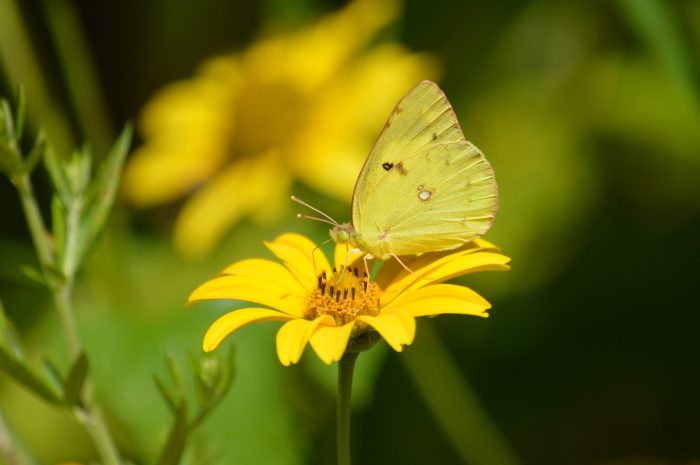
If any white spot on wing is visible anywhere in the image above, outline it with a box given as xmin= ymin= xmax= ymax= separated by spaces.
xmin=419 ymin=190 xmax=432 ymax=201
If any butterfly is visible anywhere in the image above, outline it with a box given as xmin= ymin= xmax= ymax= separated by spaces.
xmin=295 ymin=81 xmax=498 ymax=271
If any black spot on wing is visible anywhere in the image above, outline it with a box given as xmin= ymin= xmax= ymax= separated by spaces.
xmin=382 ymin=162 xmax=394 ymax=171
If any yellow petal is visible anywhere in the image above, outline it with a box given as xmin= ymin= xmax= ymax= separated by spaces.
xmin=264 ymin=234 xmax=331 ymax=289
xmin=309 ymin=323 xmax=356 ymax=365
xmin=276 ymin=315 xmax=335 ymax=366
xmin=381 ymin=250 xmax=511 ymax=301
xmin=275 ymin=0 xmax=400 ymax=92
xmin=203 ymin=308 xmax=295 ymax=352
xmin=356 ymin=309 xmax=416 ymax=352
xmin=472 ymin=238 xmax=501 ymax=252
xmin=375 ymin=240 xmax=494 ymax=289
xmin=382 ymin=284 xmax=490 ymax=318
xmin=186 ymin=275 xmax=305 ymax=318
xmin=218 ymin=258 xmax=306 ymax=295
xmin=122 ymin=79 xmax=232 ymax=207
xmin=174 ymin=154 xmax=291 ymax=258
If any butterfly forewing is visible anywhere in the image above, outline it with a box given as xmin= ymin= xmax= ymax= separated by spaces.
xmin=352 ymin=81 xmax=465 ymax=227
xmin=353 ymin=142 xmax=498 ymax=257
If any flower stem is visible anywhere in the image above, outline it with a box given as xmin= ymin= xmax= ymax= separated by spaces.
xmin=337 ymin=352 xmax=359 ymax=465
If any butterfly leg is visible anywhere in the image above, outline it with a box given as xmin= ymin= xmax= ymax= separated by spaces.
xmin=389 ymin=254 xmax=429 ymax=280
xmin=362 ymin=253 xmax=374 ymax=278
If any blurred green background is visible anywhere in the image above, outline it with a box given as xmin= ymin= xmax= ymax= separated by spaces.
xmin=1 ymin=0 xmax=699 ymax=464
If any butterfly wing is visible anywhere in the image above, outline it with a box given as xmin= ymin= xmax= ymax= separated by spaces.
xmin=352 ymin=81 xmax=466 ymax=231
xmin=350 ymin=81 xmax=497 ymax=258
xmin=352 ymin=141 xmax=498 ymax=257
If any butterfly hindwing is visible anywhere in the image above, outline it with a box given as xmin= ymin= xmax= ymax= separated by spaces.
xmin=352 ymin=142 xmax=498 ymax=257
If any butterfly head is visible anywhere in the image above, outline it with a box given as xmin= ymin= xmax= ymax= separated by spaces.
xmin=330 ymin=222 xmax=357 ymax=245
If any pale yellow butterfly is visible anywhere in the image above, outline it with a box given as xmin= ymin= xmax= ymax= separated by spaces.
xmin=294 ymin=81 xmax=498 ymax=270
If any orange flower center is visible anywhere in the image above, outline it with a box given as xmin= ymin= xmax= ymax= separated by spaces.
xmin=305 ymin=265 xmax=381 ymax=326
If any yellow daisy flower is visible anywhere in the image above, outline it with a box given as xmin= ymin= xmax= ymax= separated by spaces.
xmin=122 ymin=0 xmax=438 ymax=258
xmin=187 ymin=233 xmax=510 ymax=365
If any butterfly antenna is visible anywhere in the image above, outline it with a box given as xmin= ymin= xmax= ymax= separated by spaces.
xmin=311 ymin=238 xmax=334 ymax=276
xmin=292 ymin=196 xmax=339 ymax=225
xmin=297 ymin=214 xmax=336 ymax=226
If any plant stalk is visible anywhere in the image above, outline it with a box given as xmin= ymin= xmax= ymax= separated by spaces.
xmin=15 ymin=173 xmax=122 ymax=465
xmin=337 ymin=352 xmax=359 ymax=465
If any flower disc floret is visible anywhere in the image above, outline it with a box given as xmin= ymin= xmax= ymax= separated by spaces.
xmin=306 ymin=266 xmax=381 ymax=325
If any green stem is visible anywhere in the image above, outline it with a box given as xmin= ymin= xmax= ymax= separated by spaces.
xmin=15 ymin=173 xmax=122 ymax=465
xmin=337 ymin=352 xmax=359 ymax=465
xmin=15 ymin=174 xmax=55 ymax=269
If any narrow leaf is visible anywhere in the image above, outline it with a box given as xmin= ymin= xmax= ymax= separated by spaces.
xmin=0 ymin=301 xmax=24 ymax=360
xmin=23 ymin=132 xmax=45 ymax=175
xmin=0 ymin=347 xmax=62 ymax=405
xmin=165 ymin=353 xmax=184 ymax=397
xmin=0 ymin=142 xmax=22 ymax=180
xmin=43 ymin=145 xmax=71 ymax=207
xmin=188 ymin=351 xmax=208 ymax=406
xmin=43 ymin=358 xmax=64 ymax=393
xmin=0 ymin=100 xmax=14 ymax=142
xmin=18 ymin=266 xmax=46 ymax=286
xmin=154 ymin=374 xmax=180 ymax=415
xmin=157 ymin=403 xmax=188 ymax=465
xmin=42 ymin=263 xmax=67 ymax=289
xmin=63 ymin=352 xmax=88 ymax=406
xmin=51 ymin=195 xmax=66 ymax=266
xmin=77 ymin=124 xmax=132 ymax=261
xmin=0 ymin=299 xmax=8 ymax=348
xmin=14 ymin=86 xmax=25 ymax=141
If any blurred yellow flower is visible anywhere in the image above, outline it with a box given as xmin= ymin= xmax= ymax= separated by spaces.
xmin=122 ymin=0 xmax=438 ymax=257
xmin=187 ymin=233 xmax=510 ymax=365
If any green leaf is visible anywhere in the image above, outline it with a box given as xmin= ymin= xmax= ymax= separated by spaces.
xmin=0 ymin=99 xmax=15 ymax=142
xmin=0 ymin=301 xmax=24 ymax=361
xmin=77 ymin=124 xmax=132 ymax=262
xmin=19 ymin=266 xmax=46 ymax=286
xmin=0 ymin=141 xmax=22 ymax=180
xmin=22 ymin=132 xmax=46 ymax=175
xmin=63 ymin=352 xmax=88 ymax=406
xmin=42 ymin=263 xmax=67 ymax=289
xmin=43 ymin=358 xmax=65 ymax=394
xmin=0 ymin=346 xmax=62 ymax=406
xmin=154 ymin=374 xmax=180 ymax=415
xmin=43 ymin=145 xmax=71 ymax=207
xmin=157 ymin=403 xmax=188 ymax=465
xmin=51 ymin=195 xmax=66 ymax=266
xmin=14 ymin=86 xmax=25 ymax=141
xmin=189 ymin=351 xmax=209 ymax=406
xmin=65 ymin=147 xmax=92 ymax=196
xmin=0 ymin=298 xmax=9 ymax=349
xmin=165 ymin=353 xmax=185 ymax=398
